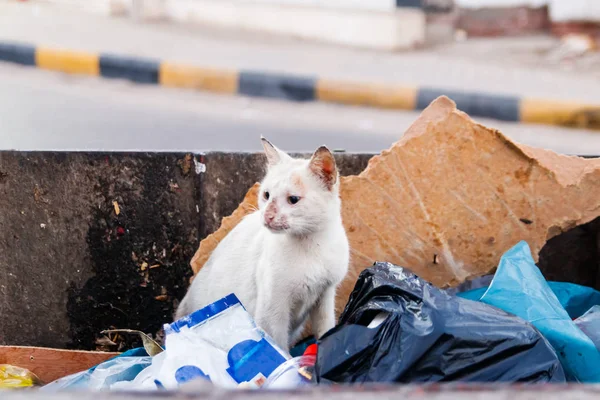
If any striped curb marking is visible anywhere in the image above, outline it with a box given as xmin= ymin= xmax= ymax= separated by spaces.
xmin=1 ymin=41 xmax=599 ymax=131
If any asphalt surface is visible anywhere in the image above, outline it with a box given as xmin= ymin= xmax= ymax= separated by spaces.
xmin=0 ymin=63 xmax=599 ymax=155
xmin=2 ymin=2 xmax=600 ymax=102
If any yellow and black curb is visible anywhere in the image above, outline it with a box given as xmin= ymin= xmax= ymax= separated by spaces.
xmin=2 ymin=41 xmax=599 ymax=130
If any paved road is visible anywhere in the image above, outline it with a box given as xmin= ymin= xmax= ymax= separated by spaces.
xmin=0 ymin=63 xmax=599 ymax=155
xmin=2 ymin=2 xmax=600 ymax=102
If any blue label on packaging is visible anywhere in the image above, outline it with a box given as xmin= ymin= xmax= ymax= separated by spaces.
xmin=165 ymin=293 xmax=242 ymax=335
xmin=175 ymin=365 xmax=211 ymax=384
xmin=226 ymin=339 xmax=286 ymax=383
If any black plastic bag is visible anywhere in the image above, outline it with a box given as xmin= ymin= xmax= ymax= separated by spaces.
xmin=316 ymin=262 xmax=565 ymax=384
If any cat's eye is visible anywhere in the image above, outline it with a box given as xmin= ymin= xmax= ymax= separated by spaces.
xmin=264 ymin=191 xmax=270 ymax=200
xmin=288 ymin=196 xmax=300 ymax=205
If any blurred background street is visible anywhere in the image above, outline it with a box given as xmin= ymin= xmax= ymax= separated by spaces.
xmin=3 ymin=62 xmax=600 ymax=154
xmin=0 ymin=0 xmax=599 ymax=153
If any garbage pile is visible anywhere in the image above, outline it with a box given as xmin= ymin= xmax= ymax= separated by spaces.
xmin=316 ymin=256 xmax=565 ymax=383
xmin=3 ymin=241 xmax=600 ymax=390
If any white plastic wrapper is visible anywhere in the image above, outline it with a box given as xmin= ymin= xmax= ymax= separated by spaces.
xmin=42 ymin=294 xmax=289 ymax=391
xmin=41 ymin=355 xmax=152 ymax=391
xmin=120 ymin=293 xmax=290 ymax=390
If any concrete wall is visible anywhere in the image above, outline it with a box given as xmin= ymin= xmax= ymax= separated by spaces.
xmin=0 ymin=152 xmax=200 ymax=350
xmin=550 ymin=0 xmax=600 ymax=23
xmin=38 ymin=0 xmax=128 ymax=15
xmin=37 ymin=0 xmax=429 ymax=50
xmin=213 ymin=0 xmax=398 ymax=12
xmin=164 ymin=0 xmax=426 ymax=50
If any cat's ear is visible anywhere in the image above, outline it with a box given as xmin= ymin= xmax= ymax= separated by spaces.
xmin=309 ymin=146 xmax=338 ymax=190
xmin=261 ymin=136 xmax=291 ymax=167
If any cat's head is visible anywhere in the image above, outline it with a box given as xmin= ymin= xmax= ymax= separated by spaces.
xmin=258 ymin=137 xmax=340 ymax=236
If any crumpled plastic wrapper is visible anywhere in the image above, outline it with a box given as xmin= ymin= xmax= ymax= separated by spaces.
xmin=0 ymin=364 xmax=42 ymax=388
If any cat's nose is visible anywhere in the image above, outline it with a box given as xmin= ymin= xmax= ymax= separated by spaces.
xmin=265 ymin=213 xmax=275 ymax=222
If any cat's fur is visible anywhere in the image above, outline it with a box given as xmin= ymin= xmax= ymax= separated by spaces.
xmin=176 ymin=138 xmax=350 ymax=350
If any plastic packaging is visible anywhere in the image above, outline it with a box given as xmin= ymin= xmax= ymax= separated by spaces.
xmin=123 ymin=293 xmax=289 ymax=390
xmin=471 ymin=241 xmax=600 ymax=383
xmin=457 ymin=279 xmax=600 ymax=320
xmin=574 ymin=306 xmax=600 ymax=351
xmin=43 ymin=294 xmax=288 ymax=391
xmin=41 ymin=348 xmax=151 ymax=391
xmin=547 ymin=283 xmax=600 ymax=319
xmin=264 ymin=345 xmax=317 ymax=389
xmin=0 ymin=365 xmax=42 ymax=389
xmin=316 ymin=261 xmax=565 ymax=384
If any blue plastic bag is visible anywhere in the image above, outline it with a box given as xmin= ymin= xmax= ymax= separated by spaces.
xmin=550 ymin=283 xmax=600 ymax=319
xmin=42 ymin=348 xmax=151 ymax=391
xmin=458 ymin=281 xmax=600 ymax=320
xmin=290 ymin=337 xmax=316 ymax=358
xmin=463 ymin=241 xmax=600 ymax=383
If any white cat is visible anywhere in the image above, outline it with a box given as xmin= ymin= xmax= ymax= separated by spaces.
xmin=176 ymin=138 xmax=350 ymax=350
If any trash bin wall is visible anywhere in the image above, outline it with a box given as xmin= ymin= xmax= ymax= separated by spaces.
xmin=0 ymin=150 xmax=598 ymax=352
xmin=0 ymin=151 xmax=371 ymax=350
